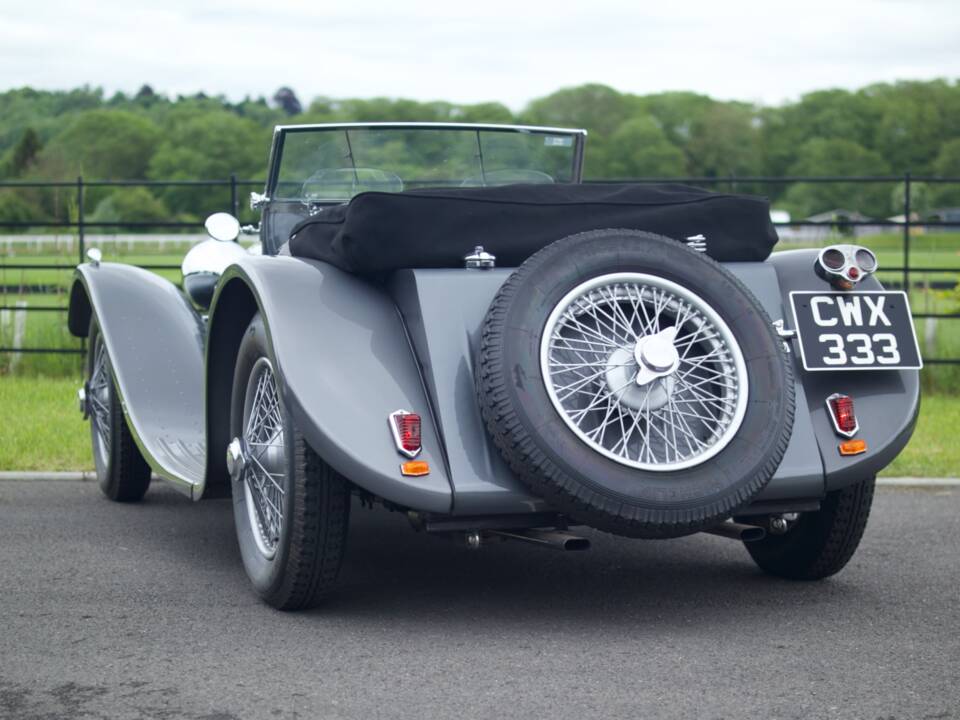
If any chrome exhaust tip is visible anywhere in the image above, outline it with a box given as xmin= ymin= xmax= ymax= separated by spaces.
xmin=488 ymin=528 xmax=591 ymax=551
xmin=703 ymin=521 xmax=766 ymax=543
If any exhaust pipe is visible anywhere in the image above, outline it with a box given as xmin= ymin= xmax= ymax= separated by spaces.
xmin=488 ymin=528 xmax=591 ymax=551
xmin=703 ymin=521 xmax=766 ymax=543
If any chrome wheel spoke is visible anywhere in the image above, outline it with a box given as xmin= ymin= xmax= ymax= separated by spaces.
xmin=540 ymin=273 xmax=749 ymax=472
xmin=241 ymin=359 xmax=286 ymax=558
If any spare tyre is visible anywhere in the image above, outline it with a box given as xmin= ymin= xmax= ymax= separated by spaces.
xmin=475 ymin=229 xmax=794 ymax=539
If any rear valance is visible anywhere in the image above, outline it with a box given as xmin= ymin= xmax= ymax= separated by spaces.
xmin=288 ymin=183 xmax=779 ymax=274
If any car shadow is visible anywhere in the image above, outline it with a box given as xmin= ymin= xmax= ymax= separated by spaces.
xmin=136 ymin=484 xmax=873 ymax=631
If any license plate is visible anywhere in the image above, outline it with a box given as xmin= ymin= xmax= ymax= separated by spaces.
xmin=789 ymin=291 xmax=923 ymax=371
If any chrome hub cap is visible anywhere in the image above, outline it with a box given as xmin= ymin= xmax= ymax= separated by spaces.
xmin=240 ymin=358 xmax=286 ymax=559
xmin=541 ymin=272 xmax=749 ymax=472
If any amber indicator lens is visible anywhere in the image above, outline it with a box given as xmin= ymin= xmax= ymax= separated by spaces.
xmin=821 ymin=248 xmax=845 ymax=270
xmin=856 ymin=248 xmax=877 ymax=272
xmin=839 ymin=439 xmax=867 ymax=456
xmin=400 ymin=460 xmax=430 ymax=476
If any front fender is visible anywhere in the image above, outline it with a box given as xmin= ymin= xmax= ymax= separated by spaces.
xmin=69 ymin=263 xmax=207 ymax=496
xmin=207 ymin=256 xmax=453 ymax=514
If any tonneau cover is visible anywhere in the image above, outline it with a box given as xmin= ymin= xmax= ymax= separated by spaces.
xmin=288 ymin=183 xmax=778 ymax=273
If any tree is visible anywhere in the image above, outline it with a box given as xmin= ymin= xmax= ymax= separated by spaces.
xmin=273 ymin=87 xmax=302 ymax=116
xmin=930 ymin=138 xmax=960 ymax=208
xmin=88 ymin=187 xmax=170 ymax=229
xmin=783 ymin=139 xmax=891 ymax=218
xmin=11 ymin=128 xmax=41 ymax=176
xmin=683 ymin=103 xmax=762 ymax=179
xmin=599 ymin=116 xmax=685 ymax=178
xmin=36 ymin=110 xmax=161 ymax=179
xmin=148 ymin=111 xmax=271 ymax=217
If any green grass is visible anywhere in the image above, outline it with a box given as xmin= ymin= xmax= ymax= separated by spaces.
xmin=0 ymin=375 xmax=92 ymax=471
xmin=0 ymin=375 xmax=956 ymax=476
xmin=884 ymin=395 xmax=960 ymax=477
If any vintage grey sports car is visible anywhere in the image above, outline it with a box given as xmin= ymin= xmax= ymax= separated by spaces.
xmin=69 ymin=123 xmax=922 ymax=610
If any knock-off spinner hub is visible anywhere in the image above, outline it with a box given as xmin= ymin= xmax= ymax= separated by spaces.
xmin=605 ymin=326 xmax=680 ymax=412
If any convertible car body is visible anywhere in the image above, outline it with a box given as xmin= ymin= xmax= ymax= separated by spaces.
xmin=69 ymin=123 xmax=922 ymax=609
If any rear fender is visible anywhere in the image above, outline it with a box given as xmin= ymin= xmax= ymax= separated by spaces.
xmin=206 ymin=256 xmax=453 ymax=514
xmin=68 ymin=263 xmax=207 ymax=496
xmin=769 ymin=249 xmax=921 ymax=490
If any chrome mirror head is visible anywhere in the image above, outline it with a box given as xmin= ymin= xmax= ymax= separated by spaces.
xmin=204 ymin=212 xmax=241 ymax=242
xmin=85 ymin=248 xmax=102 ymax=267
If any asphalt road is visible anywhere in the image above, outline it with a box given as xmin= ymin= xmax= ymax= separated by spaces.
xmin=0 ymin=481 xmax=957 ymax=720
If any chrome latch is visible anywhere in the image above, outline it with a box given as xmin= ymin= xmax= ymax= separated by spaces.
xmin=465 ymin=245 xmax=496 ymax=269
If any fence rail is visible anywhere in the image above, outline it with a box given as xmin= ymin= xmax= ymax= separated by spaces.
xmin=1 ymin=174 xmax=958 ymax=364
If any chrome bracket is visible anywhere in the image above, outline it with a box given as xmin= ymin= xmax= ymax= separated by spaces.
xmin=685 ymin=234 xmax=707 ymax=253
xmin=773 ymin=318 xmax=796 ymax=340
xmin=249 ymin=192 xmax=269 ymax=211
xmin=773 ymin=319 xmax=796 ymax=353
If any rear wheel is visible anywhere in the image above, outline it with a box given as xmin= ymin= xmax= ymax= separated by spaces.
xmin=745 ymin=477 xmax=876 ymax=580
xmin=86 ymin=318 xmax=151 ymax=502
xmin=229 ymin=313 xmax=351 ymax=610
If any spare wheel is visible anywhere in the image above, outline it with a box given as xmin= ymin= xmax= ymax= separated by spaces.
xmin=475 ymin=229 xmax=794 ymax=539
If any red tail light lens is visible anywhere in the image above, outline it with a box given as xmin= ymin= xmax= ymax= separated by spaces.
xmin=826 ymin=394 xmax=858 ymax=437
xmin=389 ymin=410 xmax=422 ymax=457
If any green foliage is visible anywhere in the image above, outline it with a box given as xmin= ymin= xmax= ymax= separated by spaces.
xmin=0 ymin=79 xmax=959 ymax=221
xmin=0 ymin=192 xmax=38 ymax=224
xmin=599 ymin=116 xmax=685 ymax=178
xmin=147 ymin=111 xmax=271 ymax=216
xmin=782 ymin=139 xmax=891 ymax=217
xmin=37 ymin=109 xmax=161 ymax=179
xmin=10 ymin=128 xmax=41 ymax=176
xmin=88 ymin=187 xmax=170 ymax=229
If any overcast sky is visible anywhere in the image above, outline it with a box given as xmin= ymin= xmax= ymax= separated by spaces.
xmin=1 ymin=0 xmax=958 ymax=109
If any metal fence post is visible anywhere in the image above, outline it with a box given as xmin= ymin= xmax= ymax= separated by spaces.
xmin=903 ymin=172 xmax=911 ymax=294
xmin=77 ymin=176 xmax=85 ymax=264
xmin=230 ymin=173 xmax=238 ymax=218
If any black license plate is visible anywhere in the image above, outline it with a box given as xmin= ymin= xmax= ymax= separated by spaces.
xmin=789 ymin=291 xmax=923 ymax=371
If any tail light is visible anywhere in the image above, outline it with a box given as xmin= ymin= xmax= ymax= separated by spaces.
xmin=825 ymin=393 xmax=858 ymax=437
xmin=388 ymin=410 xmax=422 ymax=458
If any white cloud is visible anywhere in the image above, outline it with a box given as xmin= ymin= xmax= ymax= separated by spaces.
xmin=0 ymin=0 xmax=957 ymax=108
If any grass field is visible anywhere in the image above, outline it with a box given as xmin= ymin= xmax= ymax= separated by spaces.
xmin=0 ymin=376 xmax=956 ymax=477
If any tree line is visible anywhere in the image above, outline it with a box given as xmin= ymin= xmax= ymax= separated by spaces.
xmin=1 ymin=80 xmax=959 ymax=226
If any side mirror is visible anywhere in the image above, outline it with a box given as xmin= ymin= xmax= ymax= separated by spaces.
xmin=204 ymin=213 xmax=241 ymax=242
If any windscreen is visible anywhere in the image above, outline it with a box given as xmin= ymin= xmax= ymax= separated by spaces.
xmin=271 ymin=126 xmax=580 ymax=202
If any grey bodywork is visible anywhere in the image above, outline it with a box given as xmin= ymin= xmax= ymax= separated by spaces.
xmin=68 ymin=247 xmax=919 ymax=516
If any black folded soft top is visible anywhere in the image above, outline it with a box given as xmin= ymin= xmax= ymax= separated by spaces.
xmin=288 ymin=183 xmax=779 ymax=274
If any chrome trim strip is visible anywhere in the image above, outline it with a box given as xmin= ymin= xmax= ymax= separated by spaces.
xmin=275 ymin=122 xmax=587 ymax=135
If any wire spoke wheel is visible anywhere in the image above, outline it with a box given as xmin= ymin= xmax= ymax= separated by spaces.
xmin=241 ymin=357 xmax=286 ymax=559
xmin=89 ymin=335 xmax=113 ymax=466
xmin=540 ymin=272 xmax=749 ymax=471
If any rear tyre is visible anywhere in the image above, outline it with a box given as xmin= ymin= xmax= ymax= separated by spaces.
xmin=745 ymin=477 xmax=876 ymax=580
xmin=230 ymin=313 xmax=351 ymax=610
xmin=86 ymin=318 xmax=151 ymax=502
